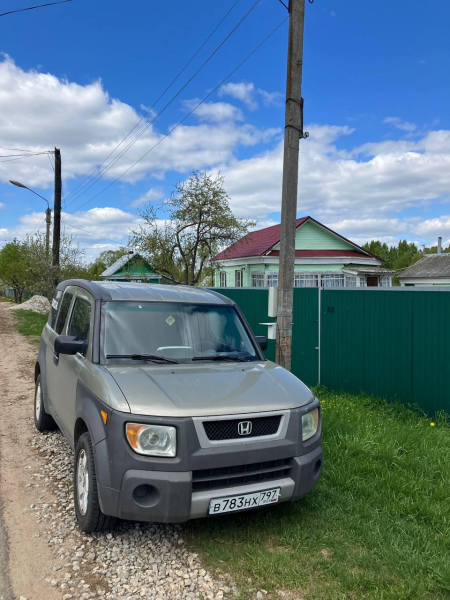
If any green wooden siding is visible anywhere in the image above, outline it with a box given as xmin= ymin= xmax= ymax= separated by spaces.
xmin=212 ymin=287 xmax=450 ymax=416
xmin=215 ymin=262 xmax=345 ymax=287
xmin=272 ymin=219 xmax=355 ymax=251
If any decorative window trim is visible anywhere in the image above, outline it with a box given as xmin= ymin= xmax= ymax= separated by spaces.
xmin=321 ymin=274 xmax=345 ymax=288
xmin=294 ymin=274 xmax=318 ymax=288
xmin=266 ymin=273 xmax=279 ymax=287
xmin=251 ymin=273 xmax=265 ymax=288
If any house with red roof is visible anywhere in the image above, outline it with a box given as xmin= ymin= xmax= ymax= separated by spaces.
xmin=213 ymin=216 xmax=395 ymax=288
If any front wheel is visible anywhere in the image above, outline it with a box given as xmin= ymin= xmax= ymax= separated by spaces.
xmin=34 ymin=374 xmax=56 ymax=432
xmin=74 ymin=432 xmax=115 ymax=533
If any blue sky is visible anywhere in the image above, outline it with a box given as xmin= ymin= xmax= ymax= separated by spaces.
xmin=0 ymin=0 xmax=449 ymax=258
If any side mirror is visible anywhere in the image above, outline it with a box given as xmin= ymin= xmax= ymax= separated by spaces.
xmin=255 ymin=335 xmax=268 ymax=351
xmin=54 ymin=335 xmax=87 ymax=356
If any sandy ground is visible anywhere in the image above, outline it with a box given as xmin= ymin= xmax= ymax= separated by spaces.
xmin=0 ymin=304 xmax=61 ymax=600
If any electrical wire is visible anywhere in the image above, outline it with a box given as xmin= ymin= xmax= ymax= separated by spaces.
xmin=0 ymin=146 xmax=35 ymax=152
xmin=67 ymin=15 xmax=289 ymax=215
xmin=63 ymin=0 xmax=242 ymax=205
xmin=0 ymin=0 xmax=73 ymax=18
xmin=65 ymin=0 xmax=260 ymax=209
xmin=64 ymin=0 xmax=262 ymax=210
xmin=61 ymin=220 xmax=124 ymax=245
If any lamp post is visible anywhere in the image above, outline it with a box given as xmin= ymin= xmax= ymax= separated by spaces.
xmin=9 ymin=180 xmax=52 ymax=256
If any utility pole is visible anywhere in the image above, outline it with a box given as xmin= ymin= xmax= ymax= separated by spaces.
xmin=45 ymin=206 xmax=51 ymax=256
xmin=276 ymin=0 xmax=307 ymax=371
xmin=53 ymin=147 xmax=62 ymax=278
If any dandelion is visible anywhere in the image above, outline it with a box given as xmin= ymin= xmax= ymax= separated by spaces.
xmin=430 ymin=422 xmax=435 ymax=427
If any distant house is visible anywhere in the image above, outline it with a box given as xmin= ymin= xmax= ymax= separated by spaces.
xmin=100 ymin=253 xmax=162 ymax=283
xmin=399 ymin=254 xmax=450 ymax=286
xmin=213 ymin=216 xmax=395 ymax=288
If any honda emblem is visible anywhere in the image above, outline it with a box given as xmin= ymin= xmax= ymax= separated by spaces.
xmin=238 ymin=421 xmax=253 ymax=436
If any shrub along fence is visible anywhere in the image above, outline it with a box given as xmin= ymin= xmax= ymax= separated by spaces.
xmin=215 ymin=287 xmax=450 ymax=416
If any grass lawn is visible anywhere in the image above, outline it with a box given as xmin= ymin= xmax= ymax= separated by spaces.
xmin=13 ymin=309 xmax=48 ymax=344
xmin=187 ymin=390 xmax=450 ymax=600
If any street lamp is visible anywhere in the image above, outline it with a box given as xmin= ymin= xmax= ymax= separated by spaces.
xmin=10 ymin=180 xmax=52 ymax=256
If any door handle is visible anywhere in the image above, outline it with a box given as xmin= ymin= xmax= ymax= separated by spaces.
xmin=53 ymin=352 xmax=59 ymax=366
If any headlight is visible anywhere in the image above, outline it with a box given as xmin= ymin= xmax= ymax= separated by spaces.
xmin=302 ymin=408 xmax=319 ymax=441
xmin=126 ymin=423 xmax=177 ymax=457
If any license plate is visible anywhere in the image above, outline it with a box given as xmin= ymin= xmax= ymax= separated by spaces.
xmin=208 ymin=488 xmax=280 ymax=515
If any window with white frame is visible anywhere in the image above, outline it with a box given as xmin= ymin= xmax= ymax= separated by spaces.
xmin=345 ymin=276 xmax=357 ymax=287
xmin=294 ymin=274 xmax=318 ymax=288
xmin=219 ymin=272 xmax=227 ymax=287
xmin=266 ymin=273 xmax=278 ymax=287
xmin=251 ymin=273 xmax=265 ymax=288
xmin=321 ymin=274 xmax=345 ymax=288
xmin=380 ymin=275 xmax=391 ymax=288
xmin=235 ymin=270 xmax=243 ymax=287
xmin=358 ymin=276 xmax=366 ymax=288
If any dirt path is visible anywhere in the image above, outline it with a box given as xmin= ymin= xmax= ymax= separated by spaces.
xmin=0 ymin=304 xmax=61 ymax=600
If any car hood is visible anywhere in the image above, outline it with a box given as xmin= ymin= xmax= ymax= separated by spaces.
xmin=105 ymin=360 xmax=314 ymax=417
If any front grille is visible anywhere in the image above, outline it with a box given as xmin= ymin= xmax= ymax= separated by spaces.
xmin=192 ymin=458 xmax=292 ymax=492
xmin=203 ymin=415 xmax=282 ymax=441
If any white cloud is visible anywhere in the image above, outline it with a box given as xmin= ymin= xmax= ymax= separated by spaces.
xmin=215 ymin=124 xmax=450 ymax=225
xmin=257 ymin=89 xmax=284 ymax=107
xmin=330 ymin=10 xmax=337 ymax=17
xmin=0 ymin=58 xmax=277 ymax=190
xmin=219 ymin=82 xmax=257 ymax=109
xmin=218 ymin=82 xmax=283 ymax=110
xmin=411 ymin=216 xmax=450 ymax=240
xmin=130 ymin=187 xmax=165 ymax=208
xmin=0 ymin=202 xmax=5 ymax=209
xmin=182 ymin=100 xmax=243 ymax=122
xmin=383 ymin=116 xmax=417 ymax=132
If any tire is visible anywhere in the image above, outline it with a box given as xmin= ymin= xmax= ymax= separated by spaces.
xmin=34 ymin=374 xmax=57 ymax=432
xmin=74 ymin=431 xmax=116 ymax=533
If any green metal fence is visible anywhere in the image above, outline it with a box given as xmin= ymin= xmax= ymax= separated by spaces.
xmin=215 ymin=287 xmax=450 ymax=415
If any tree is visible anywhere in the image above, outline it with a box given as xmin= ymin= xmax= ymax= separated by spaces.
xmin=83 ymin=247 xmax=130 ymax=280
xmin=0 ymin=240 xmax=29 ymax=303
xmin=131 ymin=171 xmax=256 ymax=285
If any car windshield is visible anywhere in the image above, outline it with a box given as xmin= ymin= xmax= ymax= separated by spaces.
xmin=103 ymin=302 xmax=259 ymax=363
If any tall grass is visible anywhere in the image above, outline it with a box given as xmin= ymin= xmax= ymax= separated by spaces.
xmin=187 ymin=390 xmax=450 ymax=599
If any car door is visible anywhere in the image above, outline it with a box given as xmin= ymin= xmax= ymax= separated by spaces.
xmin=46 ymin=286 xmax=76 ymax=427
xmin=46 ymin=287 xmax=94 ymax=442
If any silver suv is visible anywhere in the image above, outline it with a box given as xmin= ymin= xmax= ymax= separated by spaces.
xmin=35 ymin=281 xmax=322 ymax=533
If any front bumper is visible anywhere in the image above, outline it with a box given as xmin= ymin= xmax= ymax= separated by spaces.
xmin=93 ymin=400 xmax=322 ymax=523
xmin=97 ymin=445 xmax=323 ymax=523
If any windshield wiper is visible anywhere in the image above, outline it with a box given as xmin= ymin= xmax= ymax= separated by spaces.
xmin=192 ymin=354 xmax=249 ymax=362
xmin=106 ymin=354 xmax=180 ymax=364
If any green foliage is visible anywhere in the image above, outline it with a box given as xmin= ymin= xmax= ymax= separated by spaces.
xmin=13 ymin=309 xmax=48 ymax=344
xmin=364 ymin=239 xmax=421 ymax=271
xmin=0 ymin=239 xmax=30 ymax=303
xmin=0 ymin=232 xmax=86 ymax=301
xmin=82 ymin=247 xmax=130 ymax=281
xmin=187 ymin=390 xmax=450 ymax=599
xmin=131 ymin=171 xmax=256 ymax=285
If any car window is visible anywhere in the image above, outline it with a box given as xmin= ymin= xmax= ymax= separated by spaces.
xmin=55 ymin=292 xmax=73 ymax=334
xmin=68 ymin=298 xmax=92 ymax=342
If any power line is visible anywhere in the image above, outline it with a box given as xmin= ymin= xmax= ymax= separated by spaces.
xmin=61 ymin=220 xmax=124 ymax=245
xmin=0 ymin=0 xmax=73 ymax=18
xmin=64 ymin=0 xmax=262 ymax=210
xmin=67 ymin=16 xmax=289 ymax=215
xmin=63 ymin=0 xmax=242 ymax=205
xmin=0 ymin=146 xmax=35 ymax=152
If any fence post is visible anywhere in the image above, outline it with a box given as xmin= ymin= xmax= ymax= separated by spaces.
xmin=317 ymin=286 xmax=321 ymax=385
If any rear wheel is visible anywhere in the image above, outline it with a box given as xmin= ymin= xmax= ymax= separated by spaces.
xmin=34 ymin=374 xmax=56 ymax=432
xmin=74 ymin=431 xmax=115 ymax=533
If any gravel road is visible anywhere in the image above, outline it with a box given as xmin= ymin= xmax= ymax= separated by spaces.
xmin=0 ymin=304 xmax=235 ymax=600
